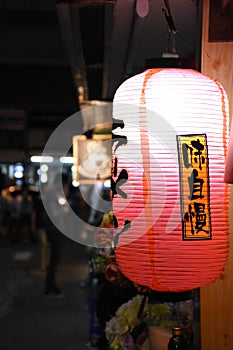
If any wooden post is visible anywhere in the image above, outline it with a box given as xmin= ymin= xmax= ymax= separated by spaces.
xmin=201 ymin=0 xmax=233 ymax=349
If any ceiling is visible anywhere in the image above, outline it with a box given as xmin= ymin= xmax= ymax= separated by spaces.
xmin=0 ymin=0 xmax=202 ymax=160
xmin=57 ymin=0 xmax=201 ymax=102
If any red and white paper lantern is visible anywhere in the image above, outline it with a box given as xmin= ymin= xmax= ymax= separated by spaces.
xmin=112 ymin=68 xmax=230 ymax=292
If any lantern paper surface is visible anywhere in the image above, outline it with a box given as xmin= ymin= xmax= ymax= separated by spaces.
xmin=224 ymin=119 xmax=233 ymax=184
xmin=112 ymin=68 xmax=229 ymax=292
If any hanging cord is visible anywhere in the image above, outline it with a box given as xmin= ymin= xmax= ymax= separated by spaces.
xmin=137 ymin=293 xmax=148 ymax=322
xmin=162 ymin=0 xmax=177 ymax=34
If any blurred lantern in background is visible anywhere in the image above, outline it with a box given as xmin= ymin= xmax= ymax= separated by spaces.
xmin=111 ymin=67 xmax=230 ymax=292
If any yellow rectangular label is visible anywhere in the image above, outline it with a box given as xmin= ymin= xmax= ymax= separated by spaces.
xmin=177 ymin=134 xmax=211 ymax=240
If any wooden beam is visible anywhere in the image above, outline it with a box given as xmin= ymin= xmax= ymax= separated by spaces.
xmin=201 ymin=0 xmax=233 ymax=349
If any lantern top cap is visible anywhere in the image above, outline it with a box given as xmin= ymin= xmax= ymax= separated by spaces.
xmin=144 ymin=58 xmax=197 ymax=70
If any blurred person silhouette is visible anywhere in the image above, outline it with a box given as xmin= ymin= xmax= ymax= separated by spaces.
xmin=31 ymin=190 xmax=50 ymax=271
xmin=9 ymin=191 xmax=22 ymax=243
xmin=41 ymin=172 xmax=70 ymax=298
xmin=0 ymin=189 xmax=10 ymax=239
xmin=0 ymin=168 xmax=8 ymax=238
xmin=0 ymin=188 xmax=11 ymax=239
xmin=20 ymin=184 xmax=34 ymax=243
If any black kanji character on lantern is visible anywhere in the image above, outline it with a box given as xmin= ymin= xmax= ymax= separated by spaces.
xmin=112 ymin=133 xmax=128 ymax=152
xmin=182 ymin=143 xmax=193 ymax=169
xmin=114 ymin=220 xmax=131 ymax=247
xmin=188 ymin=168 xmax=204 ymax=200
xmin=182 ymin=138 xmax=206 ymax=170
xmin=111 ymin=116 xmax=131 ymax=241
xmin=191 ymin=138 xmax=205 ymax=170
xmin=184 ymin=202 xmax=209 ymax=236
xmin=194 ymin=202 xmax=209 ymax=234
xmin=112 ymin=117 xmax=128 ymax=152
xmin=112 ymin=117 xmax=124 ymax=131
xmin=112 ymin=213 xmax=119 ymax=228
xmin=184 ymin=204 xmax=195 ymax=235
xmin=113 ymin=156 xmax=118 ymax=177
xmin=111 ymin=168 xmax=128 ymax=199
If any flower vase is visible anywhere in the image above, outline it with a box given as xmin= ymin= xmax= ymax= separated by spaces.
xmin=148 ymin=326 xmax=172 ymax=350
